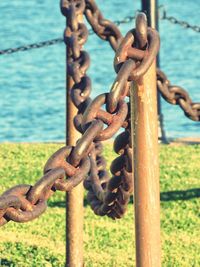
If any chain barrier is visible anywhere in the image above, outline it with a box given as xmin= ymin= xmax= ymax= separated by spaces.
xmin=0 ymin=38 xmax=64 ymax=56
xmin=84 ymin=1 xmax=200 ymax=122
xmin=0 ymin=0 xmax=160 ymax=225
xmin=0 ymin=2 xmax=198 ymax=123
xmin=158 ymin=5 xmax=200 ymax=120
xmin=1 ymin=5 xmax=199 ymax=56
xmin=0 ymin=0 xmax=199 ymax=226
xmin=159 ymin=5 xmax=200 ymax=33
xmin=0 ymin=15 xmax=135 ymax=56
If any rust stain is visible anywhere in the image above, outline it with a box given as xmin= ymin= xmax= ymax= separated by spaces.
xmin=138 ymin=85 xmax=145 ymax=102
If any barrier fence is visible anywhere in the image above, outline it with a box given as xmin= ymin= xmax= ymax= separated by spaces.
xmin=0 ymin=6 xmax=199 ymax=56
xmin=0 ymin=0 xmax=199 ymax=266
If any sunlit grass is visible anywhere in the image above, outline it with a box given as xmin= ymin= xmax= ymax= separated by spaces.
xmin=0 ymin=143 xmax=199 ymax=266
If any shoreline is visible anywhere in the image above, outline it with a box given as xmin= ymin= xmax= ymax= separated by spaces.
xmin=0 ymin=137 xmax=200 ymax=145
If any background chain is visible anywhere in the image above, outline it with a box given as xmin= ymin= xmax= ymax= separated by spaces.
xmin=0 ymin=0 xmax=140 ymax=224
xmin=0 ymin=38 xmax=64 ymax=55
xmin=0 ymin=15 xmax=135 ymax=56
xmin=157 ymin=69 xmax=200 ymax=121
xmin=1 ymin=6 xmax=199 ymax=56
xmin=0 ymin=0 xmax=199 ymax=225
xmin=159 ymin=5 xmax=200 ymax=33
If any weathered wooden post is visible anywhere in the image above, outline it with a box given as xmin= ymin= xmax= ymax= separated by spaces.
xmin=141 ymin=0 xmax=167 ymax=142
xmin=130 ymin=15 xmax=161 ymax=267
xmin=61 ymin=1 xmax=84 ymax=266
xmin=66 ymin=70 xmax=84 ymax=266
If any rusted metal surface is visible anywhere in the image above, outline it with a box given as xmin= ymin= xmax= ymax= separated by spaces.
xmin=130 ymin=14 xmax=161 ymax=267
xmin=0 ymin=2 xmax=199 ymax=266
xmin=0 ymin=144 xmax=90 ymax=226
xmin=0 ymin=7 xmax=160 ymax=227
xmin=0 ymin=2 xmax=160 ymax=227
xmin=83 ymin=12 xmax=159 ymax=220
xmin=64 ymin=0 xmax=130 ymax=220
xmin=0 ymin=4 xmax=199 ymax=267
xmin=61 ymin=1 xmax=86 ymax=266
xmin=66 ymin=62 xmax=84 ymax=266
xmin=0 ymin=3 xmax=162 ymax=265
xmin=141 ymin=0 xmax=168 ymax=143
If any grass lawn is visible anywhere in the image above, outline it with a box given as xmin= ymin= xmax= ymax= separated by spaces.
xmin=0 ymin=143 xmax=199 ymax=266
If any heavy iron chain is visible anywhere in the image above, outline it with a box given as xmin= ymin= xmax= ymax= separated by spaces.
xmin=84 ymin=0 xmax=129 ymax=217
xmin=0 ymin=0 xmax=160 ymax=225
xmin=83 ymin=0 xmax=159 ymax=217
xmin=61 ymin=0 xmax=120 ymax=218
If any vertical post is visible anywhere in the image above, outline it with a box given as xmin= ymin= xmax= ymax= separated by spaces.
xmin=66 ymin=14 xmax=84 ymax=267
xmin=130 ymin=61 xmax=161 ymax=266
xmin=141 ymin=0 xmax=157 ymax=28
xmin=141 ymin=0 xmax=167 ymax=142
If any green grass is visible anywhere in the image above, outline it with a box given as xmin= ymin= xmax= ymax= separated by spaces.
xmin=0 ymin=143 xmax=199 ymax=266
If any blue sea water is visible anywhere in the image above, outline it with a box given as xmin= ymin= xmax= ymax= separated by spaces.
xmin=0 ymin=0 xmax=199 ymax=142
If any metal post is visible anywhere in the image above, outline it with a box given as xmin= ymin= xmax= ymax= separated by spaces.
xmin=66 ymin=15 xmax=84 ymax=267
xmin=141 ymin=0 xmax=157 ymax=28
xmin=130 ymin=61 xmax=161 ymax=266
xmin=141 ymin=0 xmax=167 ymax=142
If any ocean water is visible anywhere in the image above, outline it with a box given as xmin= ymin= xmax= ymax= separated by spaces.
xmin=0 ymin=0 xmax=199 ymax=142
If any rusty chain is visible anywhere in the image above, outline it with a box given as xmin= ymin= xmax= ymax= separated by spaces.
xmin=0 ymin=0 xmax=160 ymax=224
xmin=62 ymin=0 xmax=134 ymax=219
xmin=0 ymin=0 xmax=199 ymax=226
xmin=84 ymin=0 xmax=132 ymax=217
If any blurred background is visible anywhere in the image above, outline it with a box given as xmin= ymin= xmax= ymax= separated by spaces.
xmin=0 ymin=0 xmax=199 ymax=142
